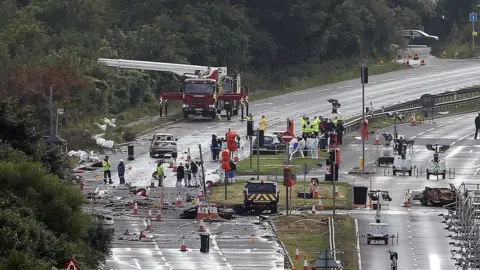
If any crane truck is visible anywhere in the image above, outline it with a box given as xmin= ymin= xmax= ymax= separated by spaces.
xmin=98 ymin=59 xmax=249 ymax=120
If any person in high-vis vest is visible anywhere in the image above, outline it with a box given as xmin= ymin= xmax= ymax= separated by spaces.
xmin=157 ymin=161 xmax=165 ymax=187
xmin=300 ymin=116 xmax=306 ymax=136
xmin=245 ymin=113 xmax=253 ymax=121
xmin=304 ymin=121 xmax=314 ymax=137
xmin=259 ymin=115 xmax=267 ymax=131
xmin=333 ymin=116 xmax=339 ymax=126
xmin=102 ymin=156 xmax=113 ymax=184
xmin=312 ymin=116 xmax=320 ymax=136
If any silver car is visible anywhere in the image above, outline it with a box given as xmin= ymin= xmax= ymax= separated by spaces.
xmin=149 ymin=133 xmax=178 ymax=158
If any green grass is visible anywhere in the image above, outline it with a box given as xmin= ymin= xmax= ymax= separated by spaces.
xmin=237 ymin=153 xmax=328 ymax=175
xmin=431 ymin=42 xmax=480 ymax=59
xmin=209 ymin=180 xmax=352 ymax=210
xmin=273 ymin=215 xmax=358 ymax=270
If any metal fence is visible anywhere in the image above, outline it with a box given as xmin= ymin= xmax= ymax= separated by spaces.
xmin=343 ymin=86 xmax=480 ymax=133
xmin=442 ymin=182 xmax=480 ymax=269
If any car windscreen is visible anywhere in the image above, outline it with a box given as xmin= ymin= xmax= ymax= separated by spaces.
xmin=253 ymin=136 xmax=274 ymax=145
xmin=245 ymin=183 xmax=276 ymax=193
xmin=156 ymin=135 xmax=173 ymax=141
xmin=185 ymin=83 xmax=215 ymax=94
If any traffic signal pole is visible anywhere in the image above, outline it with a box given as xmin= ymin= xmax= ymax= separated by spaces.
xmin=256 ymin=128 xmax=260 ymax=180
xmin=332 ymin=150 xmax=336 ymax=219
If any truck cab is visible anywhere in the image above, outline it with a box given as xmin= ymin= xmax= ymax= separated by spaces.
xmin=182 ymin=79 xmax=217 ymax=119
xmin=243 ymin=180 xmax=279 ymax=213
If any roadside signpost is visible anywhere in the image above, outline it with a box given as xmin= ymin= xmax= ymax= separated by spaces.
xmin=282 ymin=131 xmax=293 ymax=143
xmin=420 ymin=94 xmax=436 ymax=123
xmin=470 ymin=13 xmax=478 ymax=52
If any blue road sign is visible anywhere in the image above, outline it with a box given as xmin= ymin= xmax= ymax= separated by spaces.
xmin=470 ymin=13 xmax=478 ymax=22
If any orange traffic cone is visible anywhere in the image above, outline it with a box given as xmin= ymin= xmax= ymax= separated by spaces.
xmin=311 ymin=204 xmax=316 ymax=214
xmin=139 ymin=231 xmax=147 ymax=239
xmin=175 ymin=196 xmax=183 ymax=208
xmin=148 ymin=209 xmax=152 ymax=219
xmin=180 ymin=237 xmax=188 ymax=252
xmin=335 ymin=186 xmax=339 ymax=197
xmin=169 ymin=162 xmax=174 ymax=168
xmin=199 ymin=219 xmax=206 ymax=232
xmin=295 ymin=247 xmax=300 ymax=260
xmin=303 ymin=257 xmax=308 ymax=270
xmin=133 ymin=202 xmax=139 ymax=215
xmin=374 ymin=134 xmax=380 ymax=145
xmin=129 ymin=201 xmax=134 ymax=209
xmin=315 ymin=199 xmax=324 ymax=211
xmin=146 ymin=218 xmax=152 ymax=231
xmin=155 ymin=210 xmax=163 ymax=221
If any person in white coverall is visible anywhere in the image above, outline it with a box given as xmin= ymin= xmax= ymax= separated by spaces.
xmin=289 ymin=138 xmax=298 ymax=153
xmin=310 ymin=136 xmax=319 ymax=159
xmin=297 ymin=137 xmax=306 ymax=158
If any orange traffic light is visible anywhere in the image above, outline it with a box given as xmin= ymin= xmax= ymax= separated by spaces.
xmin=221 ymin=149 xmax=231 ymax=171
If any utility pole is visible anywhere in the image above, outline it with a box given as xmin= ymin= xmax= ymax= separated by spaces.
xmin=198 ymin=144 xmax=208 ymax=203
xmin=332 ymin=149 xmax=336 ymax=219
xmin=393 ymin=111 xmax=397 ymax=139
xmin=256 ymin=128 xmax=260 ymax=180
xmin=361 ymin=66 xmax=368 ymax=170
xmin=49 ymin=86 xmax=54 ymax=135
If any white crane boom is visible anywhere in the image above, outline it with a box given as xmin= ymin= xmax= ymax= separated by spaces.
xmin=98 ymin=58 xmax=227 ymax=79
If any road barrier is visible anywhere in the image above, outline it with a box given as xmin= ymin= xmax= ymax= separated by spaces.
xmin=343 ymin=86 xmax=480 ymax=133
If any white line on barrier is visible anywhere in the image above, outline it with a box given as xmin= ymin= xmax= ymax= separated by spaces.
xmin=355 ymin=219 xmax=362 ymax=270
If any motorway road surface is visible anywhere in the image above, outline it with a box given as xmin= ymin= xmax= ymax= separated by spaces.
xmin=341 ymin=113 xmax=479 ymax=270
xmin=78 ymin=49 xmax=480 ymax=269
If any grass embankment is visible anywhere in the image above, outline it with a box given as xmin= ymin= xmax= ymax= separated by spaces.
xmin=431 ymin=42 xmax=480 ymax=59
xmin=209 ymin=180 xmax=352 ymax=210
xmin=237 ymin=153 xmax=328 ymax=175
xmin=274 ymin=215 xmax=358 ymax=270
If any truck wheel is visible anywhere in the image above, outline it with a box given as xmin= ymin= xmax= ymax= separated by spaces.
xmin=393 ymin=170 xmax=396 ymax=176
xmin=270 ymin=205 xmax=278 ymax=214
xmin=426 ymin=173 xmax=430 ymax=180
xmin=385 ymin=238 xmax=389 ymax=245
xmin=183 ymin=111 xmax=189 ymax=119
xmin=420 ymin=199 xmax=426 ymax=206
xmin=211 ymin=113 xmax=216 ymax=119
xmin=408 ymin=170 xmax=412 ymax=176
xmin=150 ymin=152 xmax=155 ymax=158
xmin=367 ymin=239 xmax=371 ymax=245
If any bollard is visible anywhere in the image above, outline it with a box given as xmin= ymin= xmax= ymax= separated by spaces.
xmin=359 ymin=157 xmax=364 ymax=170
xmin=128 ymin=145 xmax=135 ymax=161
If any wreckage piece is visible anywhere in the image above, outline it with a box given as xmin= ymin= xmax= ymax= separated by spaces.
xmin=179 ymin=206 xmax=234 ymax=220
xmin=419 ymin=187 xmax=456 ymax=207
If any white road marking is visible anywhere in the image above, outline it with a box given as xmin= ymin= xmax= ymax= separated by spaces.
xmin=133 ymin=259 xmax=142 ymax=269
xmin=252 ymin=103 xmax=273 ymax=107
xmin=271 ymin=106 xmax=283 ymax=110
xmin=415 ymin=149 xmax=420 ymax=152
xmin=450 ymin=142 xmax=456 ymax=146
xmin=316 ymin=88 xmax=331 ymax=92
xmin=418 ymin=132 xmax=425 ymax=135
xmin=410 ymin=136 xmax=417 ymax=139
xmin=470 ymin=150 xmax=474 ymax=153
xmin=447 ymin=121 xmax=453 ymax=124
xmin=427 ymin=128 xmax=435 ymax=132
xmin=284 ymin=102 xmax=296 ymax=107
xmin=291 ymin=91 xmax=311 ymax=96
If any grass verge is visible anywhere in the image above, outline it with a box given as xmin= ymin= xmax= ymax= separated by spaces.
xmin=237 ymin=153 xmax=328 ymax=175
xmin=431 ymin=42 xmax=480 ymax=59
xmin=208 ymin=180 xmax=352 ymax=210
xmin=273 ymin=215 xmax=358 ymax=270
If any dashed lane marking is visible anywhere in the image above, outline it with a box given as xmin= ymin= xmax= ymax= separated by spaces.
xmin=427 ymin=128 xmax=435 ymax=132
xmin=411 ymin=136 xmax=417 ymax=139
xmin=291 ymin=91 xmax=311 ymax=96
xmin=450 ymin=142 xmax=456 ymax=146
xmin=418 ymin=132 xmax=425 ymax=135
xmin=382 ymin=79 xmax=395 ymax=82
